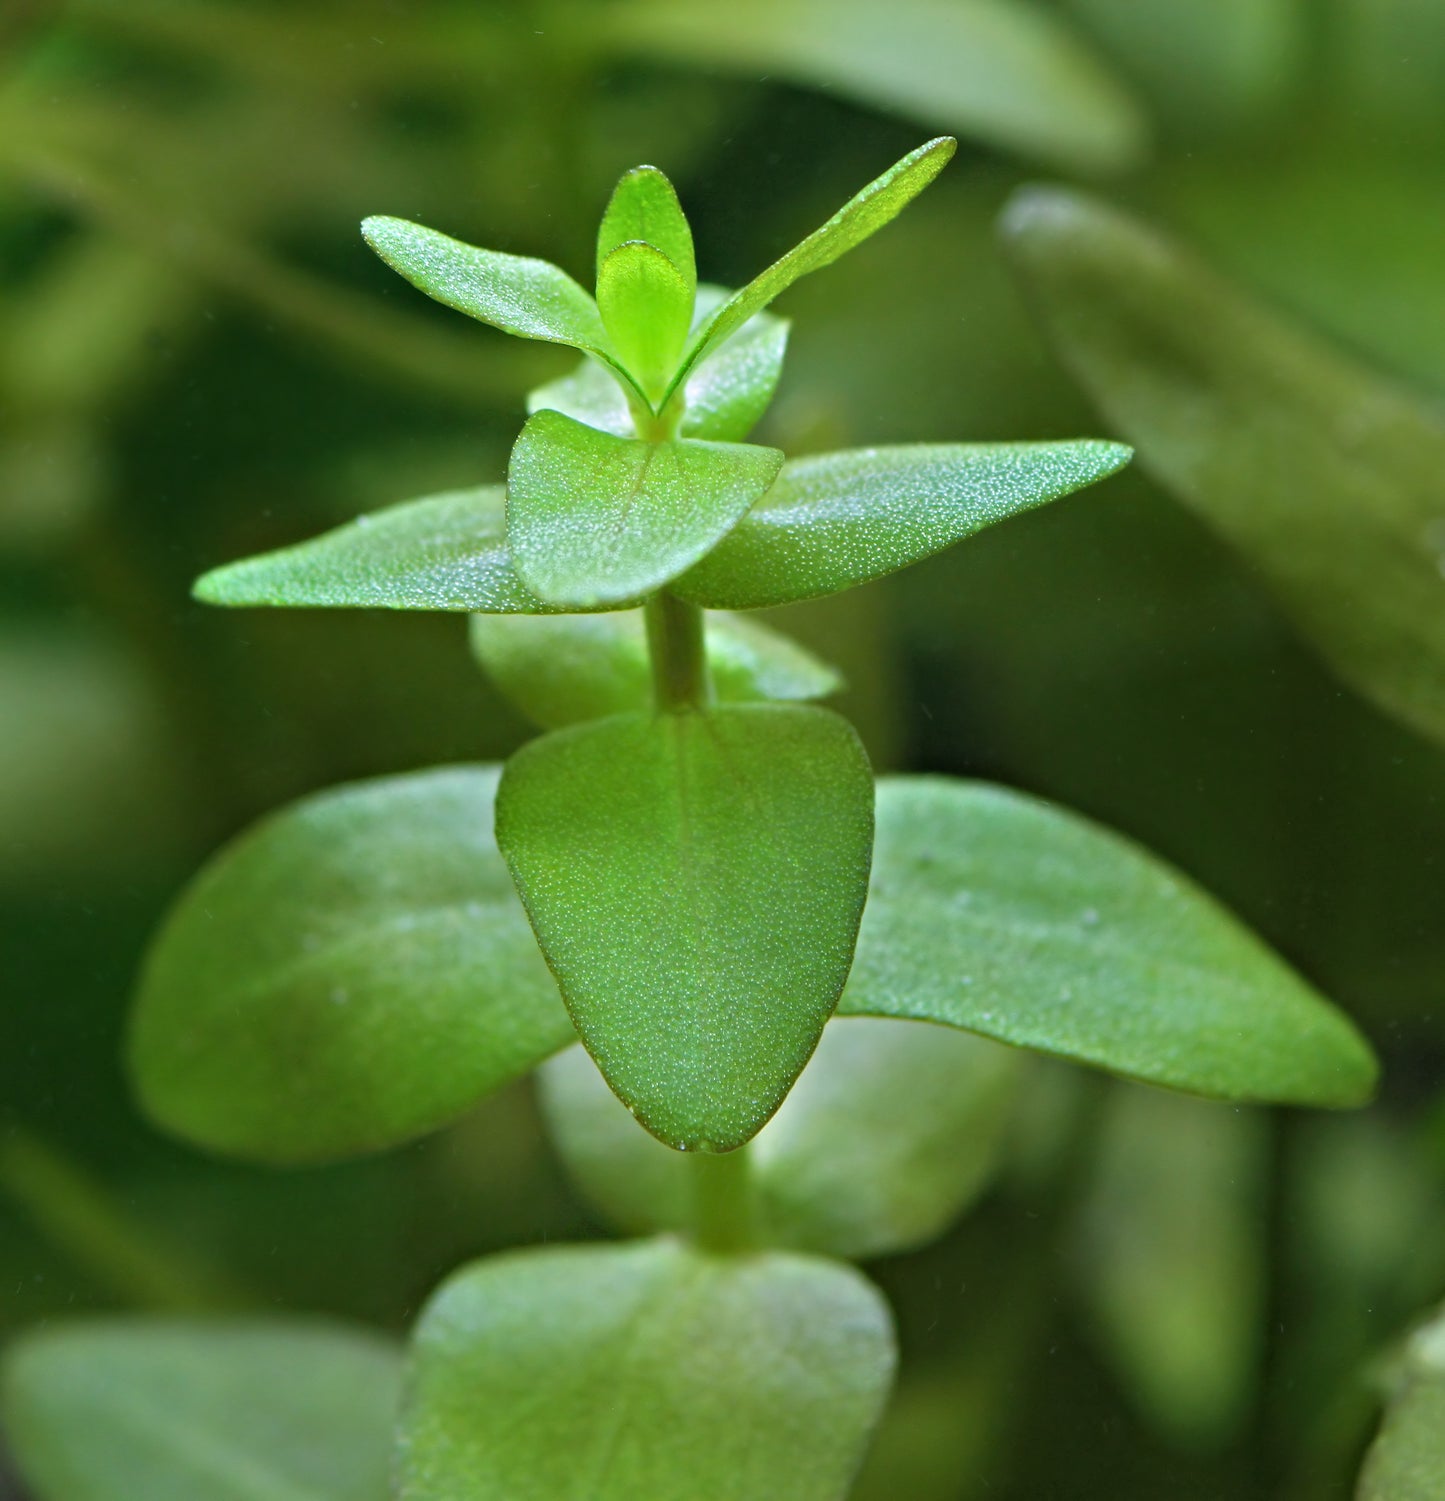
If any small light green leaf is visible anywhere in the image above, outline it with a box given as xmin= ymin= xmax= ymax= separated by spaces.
xmin=397 ymin=1238 xmax=895 ymax=1501
xmin=1 ymin=1317 xmax=400 ymax=1501
xmin=674 ymin=440 xmax=1131 ymax=609
xmin=496 ymin=704 xmax=874 ymax=1150
xmin=468 ymin=607 xmax=840 ymax=729
xmin=1001 ymin=186 xmax=1445 ymax=749
xmin=1358 ymin=1304 xmax=1445 ymax=1501
xmin=506 ymin=410 xmax=783 ymax=609
xmin=596 ymin=241 xmax=694 ymax=402
xmin=528 ymin=284 xmax=789 ymax=442
xmin=839 ymin=777 xmax=1378 ymax=1107
xmin=130 ymin=766 xmax=575 ymax=1164
xmin=597 ymin=165 xmax=696 ymax=292
xmin=194 ymin=486 xmax=587 ymax=614
xmin=539 ymin=1016 xmax=1022 ymax=1259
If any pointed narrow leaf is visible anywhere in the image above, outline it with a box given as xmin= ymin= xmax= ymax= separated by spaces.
xmin=496 ymin=703 xmax=874 ymax=1150
xmin=675 ymin=440 xmax=1131 ymax=609
xmin=596 ymin=241 xmax=693 ymax=401
xmin=839 ymin=777 xmax=1378 ymax=1106
xmin=1002 ymin=186 xmax=1445 ymax=748
xmin=506 ymin=409 xmax=783 ymax=608
xmin=1358 ymin=1304 xmax=1445 ymax=1501
xmin=469 ymin=607 xmax=841 ymax=729
xmin=663 ymin=137 xmax=956 ymax=404
xmin=1 ymin=1318 xmax=400 ymax=1501
xmin=597 ymin=165 xmax=696 ymax=291
xmin=130 ymin=767 xmax=575 ymax=1164
xmin=397 ymin=1239 xmax=895 ymax=1501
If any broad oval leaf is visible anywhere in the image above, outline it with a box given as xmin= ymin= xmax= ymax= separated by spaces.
xmin=397 ymin=1238 xmax=895 ymax=1501
xmin=674 ymin=440 xmax=1132 ymax=609
xmin=539 ymin=1016 xmax=1022 ymax=1259
xmin=597 ymin=164 xmax=696 ymax=291
xmin=1002 ymin=185 xmax=1445 ymax=749
xmin=596 ymin=241 xmax=694 ymax=402
xmin=468 ymin=607 xmax=841 ymax=728
xmin=506 ymin=409 xmax=783 ymax=608
xmin=1358 ymin=1304 xmax=1445 ymax=1501
xmin=130 ymin=766 xmax=575 ymax=1164
xmin=1 ymin=1317 xmax=400 ymax=1501
xmin=495 ymin=703 xmax=874 ymax=1150
xmin=838 ymin=776 xmax=1378 ymax=1106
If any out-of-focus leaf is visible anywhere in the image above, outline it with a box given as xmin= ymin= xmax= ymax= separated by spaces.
xmin=674 ymin=440 xmax=1131 ymax=609
xmin=604 ymin=0 xmax=1146 ymax=175
xmin=539 ymin=1016 xmax=1022 ymax=1259
xmin=1358 ymin=1304 xmax=1445 ymax=1501
xmin=1 ymin=1318 xmax=400 ymax=1501
xmin=468 ymin=607 xmax=840 ymax=728
xmin=505 ymin=409 xmax=783 ymax=608
xmin=596 ymin=241 xmax=693 ymax=402
xmin=1002 ymin=186 xmax=1445 ymax=749
xmin=597 ymin=165 xmax=697 ymax=291
xmin=496 ymin=704 xmax=873 ymax=1151
xmin=397 ymin=1239 xmax=894 ymax=1501
xmin=130 ymin=767 xmax=575 ymax=1164
xmin=838 ymin=777 xmax=1378 ymax=1106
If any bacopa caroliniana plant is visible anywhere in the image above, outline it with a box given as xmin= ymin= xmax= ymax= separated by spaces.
xmin=0 ymin=140 xmax=1379 ymax=1501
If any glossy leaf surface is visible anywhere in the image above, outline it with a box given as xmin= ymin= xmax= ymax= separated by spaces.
xmin=506 ymin=409 xmax=783 ymax=608
xmin=596 ymin=241 xmax=693 ymax=402
xmin=838 ymin=777 xmax=1378 ymax=1106
xmin=397 ymin=1239 xmax=895 ymax=1501
xmin=496 ymin=704 xmax=874 ymax=1150
xmin=675 ymin=440 xmax=1131 ymax=609
xmin=468 ymin=607 xmax=840 ymax=729
xmin=131 ymin=767 xmax=574 ymax=1164
xmin=1 ymin=1318 xmax=399 ymax=1501
xmin=1358 ymin=1305 xmax=1445 ymax=1501
xmin=597 ymin=165 xmax=696 ymax=290
xmin=1003 ymin=186 xmax=1445 ymax=748
xmin=540 ymin=1016 xmax=1022 ymax=1259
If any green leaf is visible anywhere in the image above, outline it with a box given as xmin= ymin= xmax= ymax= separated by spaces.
xmin=397 ymin=1239 xmax=895 ymax=1501
xmin=528 ymin=285 xmax=789 ymax=443
xmin=838 ymin=777 xmax=1378 ymax=1107
xmin=604 ymin=0 xmax=1147 ymax=176
xmin=129 ymin=766 xmax=575 ymax=1164
xmin=674 ymin=440 xmax=1132 ymax=609
xmin=506 ymin=410 xmax=783 ymax=609
xmin=662 ymin=138 xmax=955 ymax=406
xmin=1001 ymin=186 xmax=1445 ymax=749
xmin=596 ymin=241 xmax=694 ymax=402
xmin=539 ymin=1016 xmax=1022 ymax=1259
xmin=468 ymin=607 xmax=840 ymax=729
xmin=194 ymin=486 xmax=584 ymax=614
xmin=597 ymin=165 xmax=696 ymax=293
xmin=1 ymin=1317 xmax=400 ymax=1501
xmin=496 ymin=704 xmax=874 ymax=1150
xmin=1358 ymin=1305 xmax=1445 ymax=1501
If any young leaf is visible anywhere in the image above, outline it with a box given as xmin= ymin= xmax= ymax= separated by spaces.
xmin=496 ymin=703 xmax=874 ymax=1151
xmin=596 ymin=241 xmax=694 ymax=402
xmin=838 ymin=777 xmax=1378 ymax=1107
xmin=506 ymin=409 xmax=783 ymax=608
xmin=674 ymin=440 xmax=1132 ymax=609
xmin=468 ymin=607 xmax=841 ymax=729
xmin=539 ymin=1016 xmax=1022 ymax=1259
xmin=1358 ymin=1304 xmax=1445 ymax=1501
xmin=195 ymin=486 xmax=579 ymax=614
xmin=1002 ymin=186 xmax=1445 ymax=749
xmin=597 ymin=165 xmax=697 ymax=292
xmin=130 ymin=766 xmax=575 ymax=1164
xmin=397 ymin=1239 xmax=895 ymax=1501
xmin=1 ymin=1317 xmax=400 ymax=1501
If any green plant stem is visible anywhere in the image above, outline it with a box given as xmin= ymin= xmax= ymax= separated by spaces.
xmin=645 ymin=591 xmax=710 ymax=712
xmin=689 ymin=1146 xmax=756 ymax=1253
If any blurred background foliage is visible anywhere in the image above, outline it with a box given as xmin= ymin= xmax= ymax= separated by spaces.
xmin=3 ymin=1 xmax=1445 ymax=1497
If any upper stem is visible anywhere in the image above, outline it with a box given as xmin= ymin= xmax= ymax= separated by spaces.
xmin=688 ymin=1145 xmax=756 ymax=1254
xmin=645 ymin=591 xmax=709 ymax=713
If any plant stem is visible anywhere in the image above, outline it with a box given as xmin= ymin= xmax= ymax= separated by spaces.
xmin=645 ymin=591 xmax=709 ymax=713
xmin=689 ymin=1146 xmax=755 ymax=1254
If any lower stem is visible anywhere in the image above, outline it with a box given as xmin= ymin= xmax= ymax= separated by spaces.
xmin=689 ymin=1146 xmax=755 ymax=1254
xmin=644 ymin=591 xmax=709 ymax=713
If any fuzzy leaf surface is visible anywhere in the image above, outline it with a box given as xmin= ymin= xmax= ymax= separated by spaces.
xmin=838 ymin=777 xmax=1378 ymax=1106
xmin=397 ymin=1239 xmax=895 ymax=1501
xmin=130 ymin=766 xmax=574 ymax=1164
xmin=597 ymin=166 xmax=696 ymax=289
xmin=496 ymin=704 xmax=874 ymax=1150
xmin=1358 ymin=1305 xmax=1445 ymax=1501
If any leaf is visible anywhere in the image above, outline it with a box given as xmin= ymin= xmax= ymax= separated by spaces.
xmin=129 ymin=766 xmax=575 ymax=1164
xmin=1358 ymin=1305 xmax=1445 ymax=1501
xmin=1001 ymin=185 xmax=1445 ymax=749
xmin=468 ymin=607 xmax=841 ymax=729
xmin=495 ymin=703 xmax=874 ymax=1150
xmin=596 ymin=241 xmax=694 ymax=402
xmin=1 ymin=1317 xmax=400 ymax=1501
xmin=505 ymin=410 xmax=783 ymax=609
xmin=604 ymin=0 xmax=1147 ymax=177
xmin=597 ymin=165 xmax=696 ymax=292
xmin=539 ymin=1016 xmax=1022 ymax=1259
xmin=194 ymin=486 xmax=586 ymax=614
xmin=396 ymin=1239 xmax=895 ymax=1501
xmin=838 ymin=777 xmax=1378 ymax=1107
xmin=528 ymin=284 xmax=789 ymax=442
xmin=674 ymin=440 xmax=1132 ymax=609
